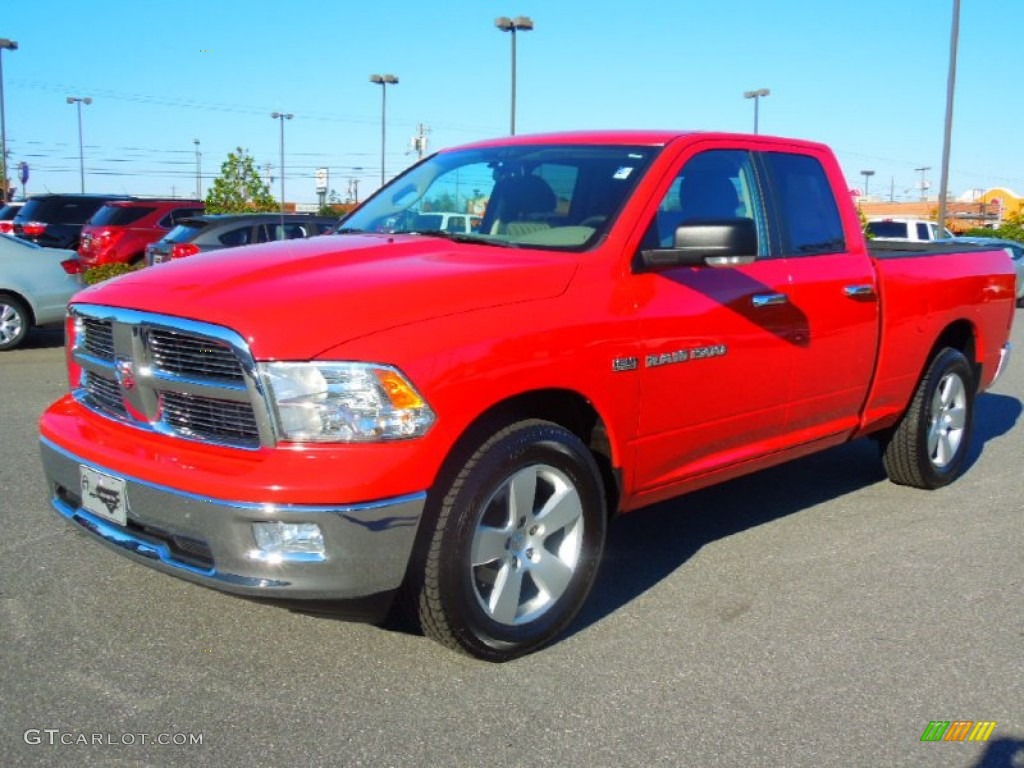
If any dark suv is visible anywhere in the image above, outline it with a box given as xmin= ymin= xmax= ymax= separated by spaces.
xmin=78 ymin=199 xmax=205 ymax=267
xmin=12 ymin=193 xmax=131 ymax=250
xmin=145 ymin=213 xmax=337 ymax=265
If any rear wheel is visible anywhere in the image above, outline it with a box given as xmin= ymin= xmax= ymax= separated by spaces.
xmin=415 ymin=420 xmax=606 ymax=661
xmin=881 ymin=348 xmax=974 ymax=489
xmin=0 ymin=295 xmax=30 ymax=351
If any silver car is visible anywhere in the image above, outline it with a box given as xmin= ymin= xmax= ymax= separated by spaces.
xmin=0 ymin=234 xmax=84 ymax=350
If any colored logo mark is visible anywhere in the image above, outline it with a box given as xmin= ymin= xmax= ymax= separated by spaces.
xmin=921 ymin=721 xmax=997 ymax=742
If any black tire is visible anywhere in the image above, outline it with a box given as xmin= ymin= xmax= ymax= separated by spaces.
xmin=0 ymin=294 xmax=30 ymax=351
xmin=881 ymin=348 xmax=975 ymax=489
xmin=415 ymin=419 xmax=606 ymax=661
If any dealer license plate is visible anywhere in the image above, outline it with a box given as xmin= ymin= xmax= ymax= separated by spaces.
xmin=79 ymin=465 xmax=128 ymax=526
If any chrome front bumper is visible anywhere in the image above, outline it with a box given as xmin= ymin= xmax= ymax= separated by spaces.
xmin=40 ymin=438 xmax=425 ymax=601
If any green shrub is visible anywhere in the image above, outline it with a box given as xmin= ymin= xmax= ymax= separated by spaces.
xmin=82 ymin=262 xmax=143 ymax=285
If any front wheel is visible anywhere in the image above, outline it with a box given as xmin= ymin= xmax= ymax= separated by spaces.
xmin=0 ymin=295 xmax=30 ymax=351
xmin=415 ymin=420 xmax=607 ymax=661
xmin=881 ymin=348 xmax=975 ymax=489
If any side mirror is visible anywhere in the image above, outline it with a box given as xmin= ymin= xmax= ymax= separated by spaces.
xmin=639 ymin=218 xmax=757 ymax=270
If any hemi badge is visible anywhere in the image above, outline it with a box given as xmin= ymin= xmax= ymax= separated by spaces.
xmin=612 ymin=357 xmax=638 ymax=372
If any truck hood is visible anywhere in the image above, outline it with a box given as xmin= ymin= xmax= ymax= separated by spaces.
xmin=75 ymin=234 xmax=578 ymax=359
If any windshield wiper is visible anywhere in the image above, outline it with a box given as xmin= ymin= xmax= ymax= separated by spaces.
xmin=406 ymin=230 xmax=519 ymax=248
xmin=334 ymin=227 xmax=365 ymax=235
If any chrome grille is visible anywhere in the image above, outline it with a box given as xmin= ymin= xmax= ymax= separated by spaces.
xmin=81 ymin=317 xmax=114 ymax=361
xmin=160 ymin=391 xmax=260 ymax=447
xmin=83 ymin=371 xmax=128 ymax=418
xmin=148 ymin=328 xmax=245 ymax=382
xmin=70 ymin=306 xmax=271 ymax=450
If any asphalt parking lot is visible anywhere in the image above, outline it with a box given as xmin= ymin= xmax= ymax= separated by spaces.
xmin=1 ymin=322 xmax=1021 ymax=768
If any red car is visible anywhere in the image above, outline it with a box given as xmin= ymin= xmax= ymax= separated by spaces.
xmin=78 ymin=199 xmax=204 ymax=267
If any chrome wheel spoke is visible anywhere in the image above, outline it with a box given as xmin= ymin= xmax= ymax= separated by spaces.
xmin=489 ymin=561 xmax=525 ymax=624
xmin=508 ymin=468 xmax=538 ymax=524
xmin=530 ymin=549 xmax=574 ymax=599
xmin=471 ymin=525 xmax=511 ymax=566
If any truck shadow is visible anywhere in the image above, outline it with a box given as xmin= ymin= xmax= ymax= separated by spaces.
xmin=19 ymin=327 xmax=66 ymax=350
xmin=564 ymin=391 xmax=1021 ymax=640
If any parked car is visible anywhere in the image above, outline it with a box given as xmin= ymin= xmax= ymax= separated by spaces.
xmin=12 ymin=193 xmax=131 ymax=250
xmin=0 ymin=234 xmax=83 ymax=350
xmin=866 ymin=217 xmax=952 ymax=242
xmin=145 ymin=213 xmax=337 ymax=265
xmin=40 ymin=130 xmax=1015 ymax=661
xmin=78 ymin=199 xmax=204 ymax=268
xmin=0 ymin=201 xmax=24 ymax=234
xmin=955 ymin=236 xmax=1024 ymax=306
xmin=410 ymin=211 xmax=482 ymax=234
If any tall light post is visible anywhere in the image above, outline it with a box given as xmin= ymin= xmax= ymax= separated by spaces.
xmin=936 ymin=0 xmax=961 ymax=237
xmin=860 ymin=170 xmax=875 ymax=199
xmin=0 ymin=39 xmax=18 ymax=203
xmin=193 ymin=138 xmax=201 ymax=200
xmin=270 ymin=112 xmax=293 ymax=211
xmin=743 ymin=88 xmax=770 ymax=135
xmin=495 ymin=16 xmax=533 ymax=135
xmin=369 ymin=74 xmax=398 ymax=187
xmin=66 ymin=96 xmax=92 ymax=193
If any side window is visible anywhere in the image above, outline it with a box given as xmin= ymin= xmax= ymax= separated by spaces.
xmin=918 ymin=222 xmax=931 ymax=240
xmin=762 ymin=152 xmax=845 ymax=255
xmin=218 ymin=226 xmax=251 ymax=247
xmin=643 ymin=149 xmax=766 ymax=253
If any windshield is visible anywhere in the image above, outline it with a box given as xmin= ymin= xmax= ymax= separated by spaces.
xmin=339 ymin=144 xmax=659 ymax=250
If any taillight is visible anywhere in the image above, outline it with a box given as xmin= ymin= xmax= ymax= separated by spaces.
xmin=0 ymin=221 xmax=13 ymax=234
xmin=22 ymin=221 xmax=47 ymax=237
xmin=171 ymin=243 xmax=200 ymax=259
xmin=60 ymin=259 xmax=85 ymax=275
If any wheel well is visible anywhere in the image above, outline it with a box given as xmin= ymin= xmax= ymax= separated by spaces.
xmin=445 ymin=389 xmax=621 ymax=519
xmin=0 ymin=290 xmax=34 ymax=325
xmin=928 ymin=320 xmax=979 ymax=387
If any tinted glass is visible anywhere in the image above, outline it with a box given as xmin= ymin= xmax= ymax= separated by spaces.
xmin=17 ymin=197 xmax=110 ymax=225
xmin=917 ymin=222 xmax=930 ymax=239
xmin=866 ymin=221 xmax=908 ymax=238
xmin=89 ymin=205 xmax=157 ymax=226
xmin=643 ymin=149 xmax=766 ymax=253
xmin=218 ymin=226 xmax=253 ymax=246
xmin=0 ymin=204 xmax=22 ymax=221
xmin=164 ymin=222 xmax=207 ymax=243
xmin=763 ymin=153 xmax=845 ymax=255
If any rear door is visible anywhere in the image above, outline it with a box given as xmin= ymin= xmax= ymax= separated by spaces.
xmin=759 ymin=149 xmax=879 ymax=441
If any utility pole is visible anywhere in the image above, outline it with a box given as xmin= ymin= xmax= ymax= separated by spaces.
xmin=411 ymin=123 xmax=430 ymax=160
xmin=914 ymin=166 xmax=931 ymax=202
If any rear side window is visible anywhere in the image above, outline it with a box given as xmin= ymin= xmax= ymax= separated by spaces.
xmin=219 ymin=225 xmax=254 ymax=246
xmin=89 ymin=205 xmax=156 ymax=226
xmin=763 ymin=152 xmax=845 ymax=255
xmin=17 ymin=197 xmax=109 ymax=225
xmin=917 ymin=222 xmax=930 ymax=240
xmin=165 ymin=222 xmax=207 ymax=243
xmin=866 ymin=221 xmax=908 ymax=239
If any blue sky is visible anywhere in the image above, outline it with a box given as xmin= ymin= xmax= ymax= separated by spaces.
xmin=1 ymin=0 xmax=1018 ymax=204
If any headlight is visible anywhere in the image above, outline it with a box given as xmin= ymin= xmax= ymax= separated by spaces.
xmin=260 ymin=362 xmax=436 ymax=442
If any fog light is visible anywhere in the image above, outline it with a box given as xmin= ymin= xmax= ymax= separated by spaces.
xmin=251 ymin=522 xmax=325 ymax=562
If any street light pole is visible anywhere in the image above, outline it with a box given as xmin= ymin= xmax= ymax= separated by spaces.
xmin=495 ymin=16 xmax=533 ymax=135
xmin=66 ymin=96 xmax=92 ymax=193
xmin=0 ymin=38 xmax=17 ymax=203
xmin=369 ymin=74 xmax=398 ymax=187
xmin=193 ymin=138 xmax=201 ymax=200
xmin=743 ymin=88 xmax=770 ymax=135
xmin=936 ymin=0 xmax=961 ymax=237
xmin=860 ymin=170 xmax=875 ymax=199
xmin=270 ymin=112 xmax=293 ymax=212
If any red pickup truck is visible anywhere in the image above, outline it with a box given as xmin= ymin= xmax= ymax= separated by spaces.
xmin=39 ymin=131 xmax=1015 ymax=661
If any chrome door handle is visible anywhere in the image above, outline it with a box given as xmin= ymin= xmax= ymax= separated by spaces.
xmin=751 ymin=293 xmax=789 ymax=308
xmin=843 ymin=284 xmax=877 ymax=299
